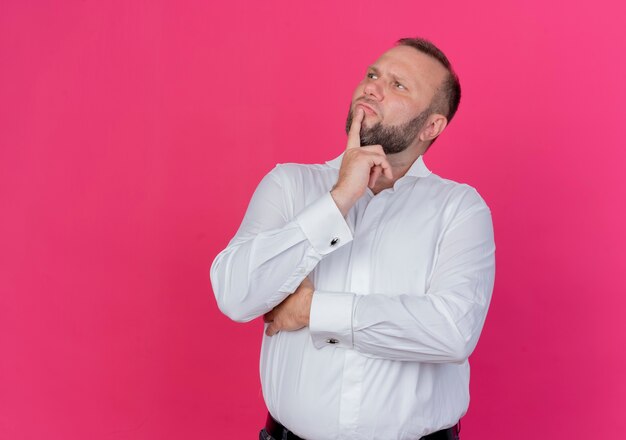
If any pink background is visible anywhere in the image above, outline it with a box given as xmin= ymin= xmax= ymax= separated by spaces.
xmin=1 ymin=1 xmax=625 ymax=439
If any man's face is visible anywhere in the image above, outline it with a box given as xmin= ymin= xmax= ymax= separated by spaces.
xmin=345 ymin=45 xmax=448 ymax=154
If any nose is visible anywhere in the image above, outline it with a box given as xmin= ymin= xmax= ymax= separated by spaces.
xmin=363 ymin=80 xmax=383 ymax=100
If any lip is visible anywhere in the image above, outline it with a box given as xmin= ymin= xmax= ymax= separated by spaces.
xmin=355 ymin=101 xmax=378 ymax=116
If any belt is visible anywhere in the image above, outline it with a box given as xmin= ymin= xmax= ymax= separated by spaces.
xmin=265 ymin=414 xmax=460 ymax=440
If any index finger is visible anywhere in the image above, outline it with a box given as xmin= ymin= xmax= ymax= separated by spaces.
xmin=347 ymin=108 xmax=364 ymax=149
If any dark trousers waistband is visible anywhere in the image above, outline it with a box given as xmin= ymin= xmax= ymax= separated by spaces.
xmin=264 ymin=413 xmax=460 ymax=440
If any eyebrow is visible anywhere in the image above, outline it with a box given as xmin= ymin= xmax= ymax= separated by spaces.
xmin=367 ymin=65 xmax=411 ymax=85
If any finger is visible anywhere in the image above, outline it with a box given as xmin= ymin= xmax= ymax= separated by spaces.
xmin=263 ymin=312 xmax=273 ymax=323
xmin=266 ymin=323 xmax=278 ymax=336
xmin=368 ymin=165 xmax=382 ymax=188
xmin=347 ymin=108 xmax=364 ymax=149
xmin=372 ymin=156 xmax=393 ymax=180
xmin=381 ymin=162 xmax=393 ymax=180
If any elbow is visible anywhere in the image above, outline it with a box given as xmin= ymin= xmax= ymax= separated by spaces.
xmin=448 ymin=344 xmax=472 ymax=364
xmin=446 ymin=334 xmax=478 ymax=363
xmin=210 ymin=258 xmax=267 ymax=323
xmin=212 ymin=278 xmax=260 ymax=323
xmin=210 ymin=259 xmax=255 ymax=323
xmin=216 ymin=296 xmax=257 ymax=323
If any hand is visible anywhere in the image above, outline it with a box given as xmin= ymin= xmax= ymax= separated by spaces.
xmin=264 ymin=277 xmax=314 ymax=336
xmin=331 ymin=108 xmax=393 ymax=216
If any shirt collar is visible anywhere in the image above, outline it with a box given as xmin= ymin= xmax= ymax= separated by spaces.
xmin=325 ymin=152 xmax=431 ymax=178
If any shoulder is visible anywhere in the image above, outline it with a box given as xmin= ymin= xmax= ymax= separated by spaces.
xmin=267 ymin=161 xmax=336 ymax=185
xmin=420 ymin=173 xmax=492 ymax=232
xmin=274 ymin=161 xmax=334 ymax=174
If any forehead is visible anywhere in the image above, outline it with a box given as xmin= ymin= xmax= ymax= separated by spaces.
xmin=372 ymin=45 xmax=448 ymax=94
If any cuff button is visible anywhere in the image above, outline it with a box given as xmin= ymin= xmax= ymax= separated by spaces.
xmin=325 ymin=338 xmax=339 ymax=344
xmin=330 ymin=237 xmax=340 ymax=246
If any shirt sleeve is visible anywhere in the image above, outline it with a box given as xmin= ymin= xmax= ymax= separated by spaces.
xmin=309 ymin=195 xmax=496 ymax=363
xmin=210 ymin=166 xmax=353 ymax=322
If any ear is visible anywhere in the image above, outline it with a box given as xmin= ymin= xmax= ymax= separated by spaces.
xmin=419 ymin=114 xmax=448 ymax=142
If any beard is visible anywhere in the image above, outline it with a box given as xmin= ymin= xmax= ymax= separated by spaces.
xmin=345 ymin=105 xmax=431 ymax=155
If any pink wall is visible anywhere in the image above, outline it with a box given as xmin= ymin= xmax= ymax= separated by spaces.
xmin=1 ymin=1 xmax=625 ymax=438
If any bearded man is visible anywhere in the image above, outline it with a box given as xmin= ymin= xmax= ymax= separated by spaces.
xmin=211 ymin=37 xmax=496 ymax=440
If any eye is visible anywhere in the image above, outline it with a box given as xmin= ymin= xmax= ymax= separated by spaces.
xmin=367 ymin=72 xmax=378 ymax=80
xmin=394 ymin=81 xmax=406 ymax=90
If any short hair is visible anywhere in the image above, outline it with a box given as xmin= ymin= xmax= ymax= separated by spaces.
xmin=396 ymin=37 xmax=461 ymax=124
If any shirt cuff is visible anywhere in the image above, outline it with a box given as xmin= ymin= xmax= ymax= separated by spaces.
xmin=309 ymin=291 xmax=355 ymax=349
xmin=296 ymin=192 xmax=353 ymax=256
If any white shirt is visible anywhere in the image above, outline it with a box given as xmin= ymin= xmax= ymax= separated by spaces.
xmin=211 ymin=154 xmax=495 ymax=440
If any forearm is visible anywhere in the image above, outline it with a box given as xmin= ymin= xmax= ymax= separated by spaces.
xmin=211 ymin=171 xmax=352 ymax=322
xmin=310 ymin=284 xmax=493 ymax=363
xmin=309 ymin=205 xmax=496 ymax=362
xmin=211 ymin=225 xmax=318 ymax=322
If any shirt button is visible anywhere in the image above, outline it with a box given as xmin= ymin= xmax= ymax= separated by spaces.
xmin=330 ymin=237 xmax=340 ymax=246
xmin=326 ymin=338 xmax=339 ymax=344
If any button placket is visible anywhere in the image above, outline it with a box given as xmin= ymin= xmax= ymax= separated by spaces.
xmin=349 ymin=195 xmax=386 ymax=294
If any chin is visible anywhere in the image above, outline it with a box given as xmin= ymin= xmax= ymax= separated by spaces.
xmin=361 ymin=117 xmax=378 ymax=129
